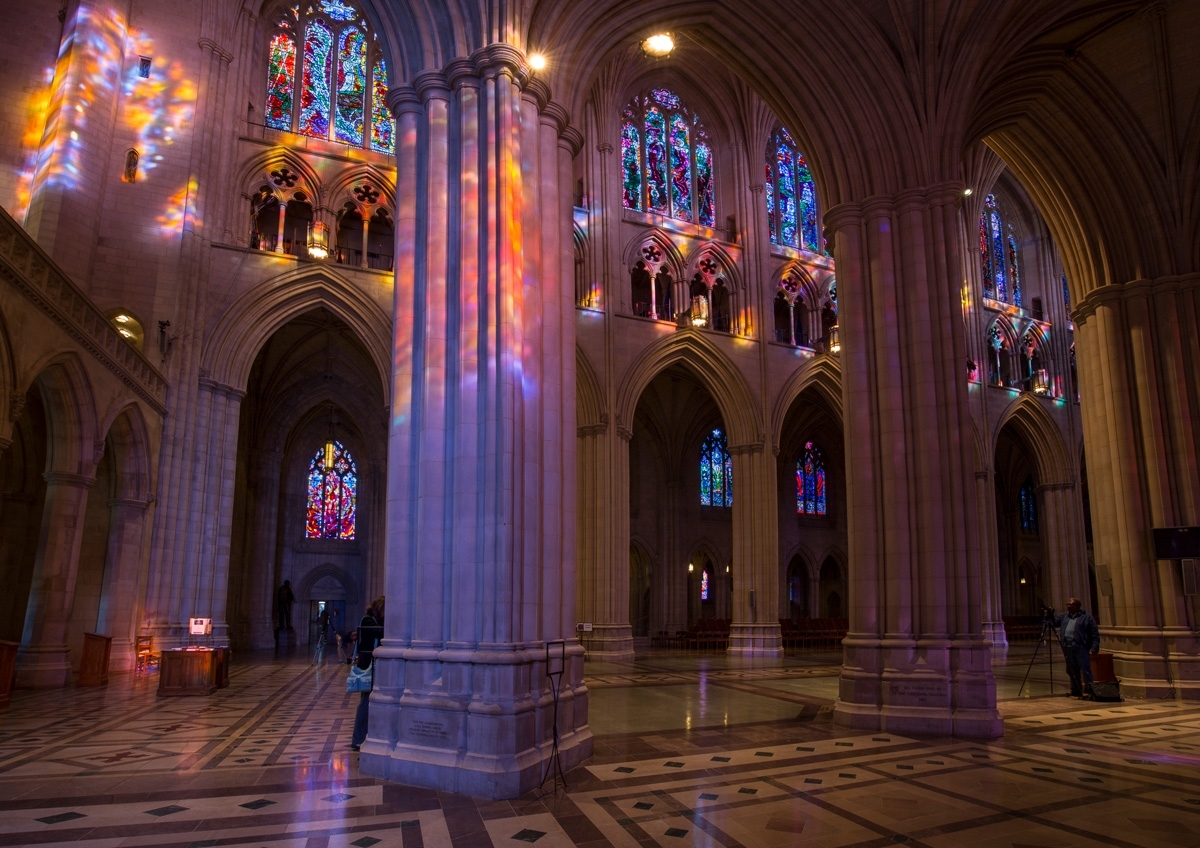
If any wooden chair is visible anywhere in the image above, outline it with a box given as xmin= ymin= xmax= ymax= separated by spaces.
xmin=136 ymin=636 xmax=160 ymax=673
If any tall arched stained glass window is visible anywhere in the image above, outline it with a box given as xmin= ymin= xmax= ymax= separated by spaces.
xmin=978 ymin=194 xmax=1022 ymax=305
xmin=1019 ymin=476 xmax=1038 ymax=532
xmin=621 ymin=89 xmax=715 ymax=227
xmin=796 ymin=441 xmax=826 ymax=515
xmin=700 ymin=568 xmax=710 ymax=601
xmin=264 ymin=1 xmax=394 ymax=153
xmin=306 ymin=440 xmax=357 ymax=539
xmin=765 ymin=127 xmax=819 ymax=252
xmin=700 ymin=428 xmax=733 ymax=507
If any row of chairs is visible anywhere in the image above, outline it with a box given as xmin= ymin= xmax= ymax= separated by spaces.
xmin=651 ymin=619 xmax=733 ymax=651
xmin=779 ymin=618 xmax=848 ymax=650
xmin=1003 ymin=616 xmax=1046 ymax=642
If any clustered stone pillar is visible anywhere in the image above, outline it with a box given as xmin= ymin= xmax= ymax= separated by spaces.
xmin=16 ymin=472 xmax=94 ymax=687
xmin=826 ymin=185 xmax=1001 ymax=737
xmin=96 ymin=497 xmax=151 ymax=671
xmin=362 ymin=46 xmax=591 ymax=799
xmin=728 ymin=443 xmax=781 ymax=655
xmin=1073 ymin=276 xmax=1200 ymax=698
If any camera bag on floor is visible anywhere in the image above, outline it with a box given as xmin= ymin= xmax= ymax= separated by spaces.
xmin=1089 ymin=680 xmax=1122 ymax=702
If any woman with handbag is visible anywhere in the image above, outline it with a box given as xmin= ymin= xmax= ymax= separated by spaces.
xmin=349 ymin=596 xmax=384 ymax=751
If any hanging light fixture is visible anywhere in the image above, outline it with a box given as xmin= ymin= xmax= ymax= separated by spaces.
xmin=308 ymin=221 xmax=330 ymax=260
xmin=829 ymin=324 xmax=841 ymax=353
xmin=641 ymin=33 xmax=675 ymax=57
xmin=1032 ymin=368 xmax=1050 ymax=395
xmin=323 ymin=406 xmax=336 ymax=471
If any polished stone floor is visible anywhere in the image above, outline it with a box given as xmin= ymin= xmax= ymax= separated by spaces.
xmin=2 ymin=646 xmax=1199 ymax=847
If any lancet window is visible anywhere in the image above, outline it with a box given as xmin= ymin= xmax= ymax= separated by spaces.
xmin=796 ymin=441 xmax=827 ymax=515
xmin=699 ymin=428 xmax=733 ymax=508
xmin=621 ymin=89 xmax=715 ymax=227
xmin=306 ymin=440 xmax=357 ymax=539
xmin=265 ymin=0 xmax=394 ymax=153
xmin=765 ymin=127 xmax=819 ymax=252
xmin=1019 ymin=477 xmax=1038 ymax=532
xmin=700 ymin=568 xmax=710 ymax=601
xmin=979 ymin=194 xmax=1022 ymax=305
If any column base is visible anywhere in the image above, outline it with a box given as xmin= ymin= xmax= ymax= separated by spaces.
xmin=360 ymin=641 xmax=593 ymax=800
xmin=580 ymin=625 xmax=634 ymax=662
xmin=727 ymin=623 xmax=782 ymax=657
xmin=982 ymin=620 xmax=1008 ymax=659
xmin=1104 ymin=626 xmax=1200 ymax=699
xmin=14 ymin=644 xmax=72 ymax=688
xmin=833 ymin=635 xmax=1001 ymax=738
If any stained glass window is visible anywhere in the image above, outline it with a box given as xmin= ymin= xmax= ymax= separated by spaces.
xmin=265 ymin=34 xmax=296 ymax=131
xmin=299 ymin=20 xmax=333 ymax=138
xmin=370 ymin=58 xmax=393 ymax=153
xmin=701 ymin=568 xmax=710 ymax=601
xmin=306 ymin=440 xmax=357 ymax=539
xmin=621 ymin=90 xmax=714 ymax=225
xmin=264 ymin=0 xmax=391 ymax=152
xmin=334 ymin=27 xmax=366 ymax=145
xmin=1062 ymin=273 xmax=1070 ymax=307
xmin=796 ymin=441 xmax=827 ymax=515
xmin=1019 ymin=477 xmax=1038 ymax=532
xmin=766 ymin=128 xmax=819 ymax=251
xmin=700 ymin=428 xmax=733 ymax=508
xmin=979 ymin=194 xmax=1023 ymax=303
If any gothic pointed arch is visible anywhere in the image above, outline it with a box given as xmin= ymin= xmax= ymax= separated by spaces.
xmin=623 ymin=227 xmax=686 ymax=281
xmin=615 ymin=332 xmax=761 ymax=449
xmin=324 ymin=164 xmax=397 ymax=212
xmin=773 ymin=261 xmax=819 ymax=306
xmin=770 ymin=356 xmax=843 ymax=451
xmin=575 ymin=346 xmax=605 ymax=430
xmin=993 ymin=394 xmax=1074 ymax=486
xmin=25 ymin=353 xmax=99 ymax=476
xmin=237 ymin=148 xmax=323 ymax=205
xmin=200 ymin=268 xmax=391 ymax=397
xmin=101 ymin=402 xmax=156 ymax=501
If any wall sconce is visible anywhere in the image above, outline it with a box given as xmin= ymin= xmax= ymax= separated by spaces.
xmin=307 ymin=221 xmax=330 ymax=259
xmin=690 ymin=296 xmax=709 ymax=327
xmin=829 ymin=325 xmax=841 ymax=353
xmin=323 ymin=406 xmax=337 ymax=471
xmin=1032 ymin=369 xmax=1050 ymax=395
xmin=688 ymin=562 xmax=694 ymax=573
xmin=1019 ymin=576 xmax=1027 ymax=585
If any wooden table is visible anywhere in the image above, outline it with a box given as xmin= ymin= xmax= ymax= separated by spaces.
xmin=157 ymin=647 xmax=230 ymax=696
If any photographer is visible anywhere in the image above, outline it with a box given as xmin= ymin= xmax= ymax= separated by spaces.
xmin=1047 ymin=598 xmax=1100 ymax=698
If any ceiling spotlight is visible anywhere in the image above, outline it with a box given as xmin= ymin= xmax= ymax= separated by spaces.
xmin=114 ymin=314 xmax=130 ymax=323
xmin=963 ymin=188 xmax=973 ymax=196
xmin=528 ymin=53 xmax=547 ymax=71
xmin=642 ymin=33 xmax=675 ymax=57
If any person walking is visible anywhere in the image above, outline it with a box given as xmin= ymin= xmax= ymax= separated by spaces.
xmin=350 ymin=596 xmax=384 ymax=751
xmin=1052 ymin=597 xmax=1100 ymax=698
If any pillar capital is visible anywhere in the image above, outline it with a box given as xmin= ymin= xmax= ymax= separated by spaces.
xmin=413 ymin=69 xmax=451 ymax=103
xmin=42 ymin=471 xmax=94 ymax=489
xmin=386 ymin=84 xmax=423 ymax=118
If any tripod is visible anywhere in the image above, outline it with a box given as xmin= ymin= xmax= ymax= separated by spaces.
xmin=1017 ymin=614 xmax=1057 ymax=698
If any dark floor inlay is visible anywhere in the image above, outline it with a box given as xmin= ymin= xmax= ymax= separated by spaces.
xmin=323 ymin=793 xmax=355 ymax=802
xmin=1033 ymin=767 xmax=1052 ymax=773
xmin=665 ymin=827 xmax=689 ymax=838
xmin=665 ymin=761 xmax=684 ymax=768
xmin=240 ymin=799 xmax=276 ymax=810
xmin=873 ymin=737 xmax=891 ymax=742
xmin=1185 ymin=799 xmax=1200 ymax=806
xmin=1127 ymin=759 xmax=1155 ymax=765
xmin=711 ymin=756 xmax=730 ymax=763
xmin=738 ymin=788 xmax=758 ymax=795
xmin=839 ymin=773 xmax=856 ymax=779
xmin=512 ymin=829 xmax=546 ymax=843
xmin=804 ymin=778 xmax=822 ymax=785
xmin=634 ymin=802 xmax=654 ymax=810
xmin=36 ymin=812 xmax=85 ymax=825
xmin=699 ymin=793 xmax=718 ymax=801
xmin=1080 ymin=778 xmax=1102 ymax=783
xmin=189 ymin=841 xmax=217 ymax=848
xmin=350 ymin=838 xmax=382 ymax=848
xmin=146 ymin=805 xmax=188 ymax=817
xmin=755 ymin=751 xmax=774 ymax=757
xmin=796 ymin=746 xmax=814 ymax=752
xmin=896 ymin=764 xmax=914 ymax=770
xmin=617 ymin=818 xmax=633 ymax=825
xmin=614 ymin=767 xmax=635 ymax=773
xmin=235 ymin=758 xmax=254 ymax=763
xmin=926 ymin=760 xmax=944 ymax=765
xmin=401 ymin=820 xmax=420 ymax=827
xmin=972 ymin=753 xmax=989 ymax=759
xmin=1065 ymin=749 xmax=1089 ymax=754
xmin=835 ymin=742 xmax=853 ymax=747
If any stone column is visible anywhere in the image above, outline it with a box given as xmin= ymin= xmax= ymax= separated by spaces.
xmin=96 ymin=497 xmax=151 ymax=671
xmin=728 ymin=442 xmax=781 ymax=655
xmin=365 ymin=48 xmax=591 ymax=799
xmin=246 ymin=448 xmax=282 ymax=648
xmin=275 ymin=202 xmax=288 ymax=253
xmin=977 ymin=469 xmax=1008 ymax=652
xmin=1038 ymin=481 xmax=1089 ymax=611
xmin=16 ymin=472 xmax=94 ymax=687
xmin=826 ymin=185 xmax=1001 ymax=737
xmin=1073 ymin=276 xmax=1200 ymax=698
xmin=361 ymin=216 xmax=370 ymax=268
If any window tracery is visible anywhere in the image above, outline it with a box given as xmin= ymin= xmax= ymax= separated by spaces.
xmin=306 ymin=439 xmax=357 ymax=539
xmin=264 ymin=1 xmax=394 ymax=153
xmin=1019 ymin=477 xmax=1038 ymax=532
xmin=621 ymin=89 xmax=715 ymax=227
xmin=700 ymin=428 xmax=733 ymax=507
xmin=765 ymin=127 xmax=819 ymax=252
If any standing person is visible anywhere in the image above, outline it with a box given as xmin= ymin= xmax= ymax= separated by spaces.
xmin=1052 ymin=598 xmax=1100 ymax=698
xmin=276 ymin=580 xmax=295 ymax=631
xmin=350 ymin=596 xmax=384 ymax=751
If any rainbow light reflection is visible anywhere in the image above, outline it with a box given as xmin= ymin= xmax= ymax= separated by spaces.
xmin=122 ymin=31 xmax=196 ymax=180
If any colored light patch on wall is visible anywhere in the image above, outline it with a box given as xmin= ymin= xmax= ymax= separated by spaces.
xmin=122 ymin=32 xmax=197 ymax=177
xmin=157 ymin=177 xmax=198 ymax=235
xmin=13 ymin=67 xmax=54 ymax=220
